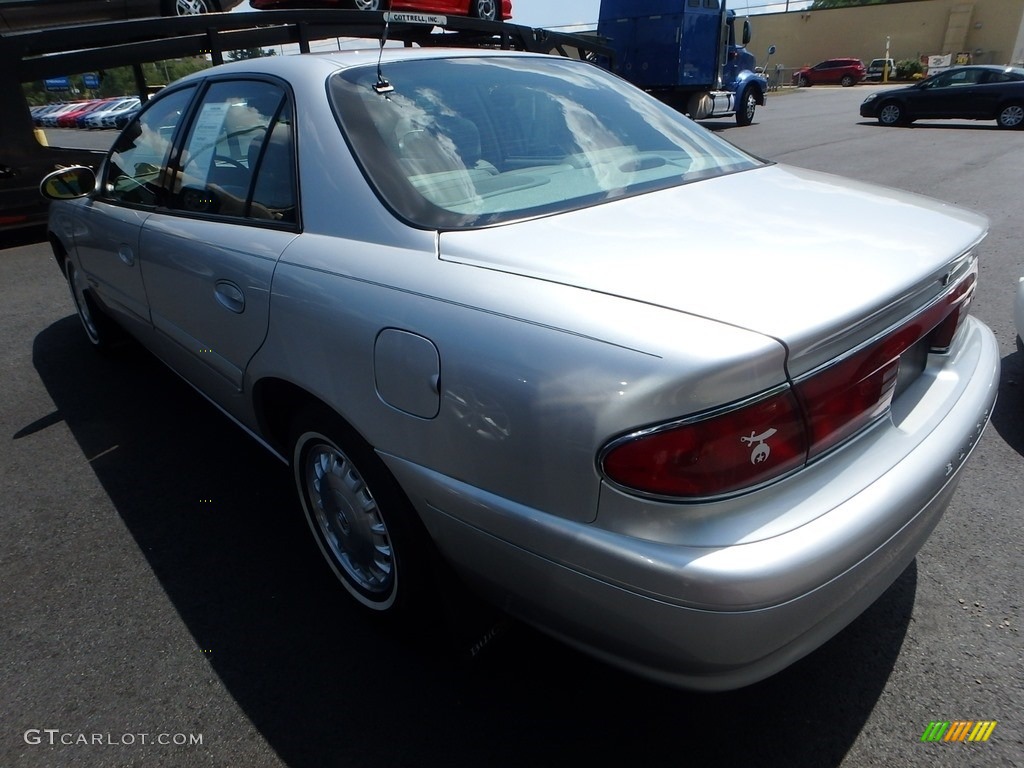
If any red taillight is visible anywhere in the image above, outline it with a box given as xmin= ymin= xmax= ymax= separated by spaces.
xmin=601 ymin=387 xmax=808 ymax=498
xmin=796 ymin=268 xmax=976 ymax=458
xmin=601 ymin=267 xmax=977 ymax=499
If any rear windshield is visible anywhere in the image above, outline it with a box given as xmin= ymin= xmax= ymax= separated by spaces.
xmin=329 ymin=55 xmax=763 ymax=229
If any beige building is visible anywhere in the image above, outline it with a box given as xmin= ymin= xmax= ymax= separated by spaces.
xmin=749 ymin=0 xmax=1024 ymax=73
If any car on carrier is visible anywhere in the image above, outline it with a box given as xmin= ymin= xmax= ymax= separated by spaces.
xmin=41 ymin=46 xmax=998 ymax=691
xmin=0 ymin=0 xmax=245 ymax=32
xmin=248 ymin=0 xmax=512 ymax=21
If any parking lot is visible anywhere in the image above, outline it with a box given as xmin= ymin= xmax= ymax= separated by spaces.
xmin=2 ymin=84 xmax=1022 ymax=768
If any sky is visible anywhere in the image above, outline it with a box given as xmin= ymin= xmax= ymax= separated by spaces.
xmin=509 ymin=0 xmax=600 ymax=30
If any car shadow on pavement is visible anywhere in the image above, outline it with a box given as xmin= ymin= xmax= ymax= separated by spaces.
xmin=30 ymin=315 xmax=916 ymax=768
xmin=992 ymin=350 xmax=1024 ymax=456
xmin=855 ymin=121 xmax=1005 ymax=131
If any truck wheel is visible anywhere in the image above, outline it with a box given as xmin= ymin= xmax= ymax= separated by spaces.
xmin=352 ymin=0 xmax=383 ymax=9
xmin=290 ymin=406 xmax=430 ymax=617
xmin=736 ymin=91 xmax=757 ymax=126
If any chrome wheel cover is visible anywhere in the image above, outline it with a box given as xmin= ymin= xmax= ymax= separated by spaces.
xmin=66 ymin=263 xmax=101 ymax=345
xmin=474 ymin=0 xmax=497 ymax=20
xmin=353 ymin=0 xmax=381 ymax=10
xmin=175 ymin=0 xmax=211 ymax=15
xmin=744 ymin=93 xmax=756 ymax=121
xmin=303 ymin=439 xmax=396 ymax=606
xmin=999 ymin=105 xmax=1024 ymax=128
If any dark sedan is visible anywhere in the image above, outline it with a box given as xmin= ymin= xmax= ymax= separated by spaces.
xmin=860 ymin=65 xmax=1024 ymax=128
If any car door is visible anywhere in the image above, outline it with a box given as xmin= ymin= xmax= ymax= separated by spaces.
xmin=138 ymin=78 xmax=299 ymax=410
xmin=71 ymin=86 xmax=196 ymax=337
xmin=815 ymin=60 xmax=841 ymax=84
xmin=907 ymin=68 xmax=985 ymax=119
xmin=974 ymin=70 xmax=1024 ymax=118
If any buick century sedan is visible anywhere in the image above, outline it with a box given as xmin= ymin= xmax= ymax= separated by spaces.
xmin=42 ymin=47 xmax=999 ymax=690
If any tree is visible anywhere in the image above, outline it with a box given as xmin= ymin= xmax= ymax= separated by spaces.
xmin=226 ymin=47 xmax=277 ymax=61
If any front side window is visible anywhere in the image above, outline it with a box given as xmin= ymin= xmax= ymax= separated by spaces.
xmin=928 ymin=69 xmax=984 ymax=89
xmin=103 ymin=86 xmax=195 ymax=207
xmin=167 ymin=79 xmax=295 ymax=223
xmin=330 ymin=55 xmax=762 ymax=229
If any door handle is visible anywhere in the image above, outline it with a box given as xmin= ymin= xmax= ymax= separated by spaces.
xmin=117 ymin=245 xmax=134 ymax=266
xmin=214 ymin=280 xmax=245 ymax=314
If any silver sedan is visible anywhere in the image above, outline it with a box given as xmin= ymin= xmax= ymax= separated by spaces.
xmin=41 ymin=48 xmax=1000 ymax=691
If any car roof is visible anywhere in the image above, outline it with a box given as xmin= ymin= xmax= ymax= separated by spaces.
xmin=945 ymin=64 xmax=1024 ymax=74
xmin=172 ymin=46 xmax=548 ymax=86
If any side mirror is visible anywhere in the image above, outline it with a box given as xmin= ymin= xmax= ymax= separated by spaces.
xmin=767 ymin=45 xmax=777 ymax=56
xmin=742 ymin=20 xmax=752 ymax=46
xmin=40 ymin=166 xmax=96 ymax=200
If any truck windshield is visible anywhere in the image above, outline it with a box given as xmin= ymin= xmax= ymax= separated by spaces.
xmin=329 ymin=55 xmax=764 ymax=229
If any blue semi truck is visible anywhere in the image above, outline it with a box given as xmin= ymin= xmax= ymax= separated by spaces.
xmin=596 ymin=0 xmax=770 ymax=125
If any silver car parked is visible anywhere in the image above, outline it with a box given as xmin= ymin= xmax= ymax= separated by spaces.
xmin=42 ymin=48 xmax=999 ymax=691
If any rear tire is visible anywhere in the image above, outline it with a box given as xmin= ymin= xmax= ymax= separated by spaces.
xmin=840 ymin=74 xmax=855 ymax=87
xmin=996 ymin=103 xmax=1024 ymax=129
xmin=290 ymin=406 xmax=430 ymax=617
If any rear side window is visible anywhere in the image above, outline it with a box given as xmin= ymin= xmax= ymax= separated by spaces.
xmin=166 ymin=79 xmax=296 ymax=224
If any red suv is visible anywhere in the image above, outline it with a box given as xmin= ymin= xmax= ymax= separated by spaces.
xmin=792 ymin=58 xmax=866 ymax=87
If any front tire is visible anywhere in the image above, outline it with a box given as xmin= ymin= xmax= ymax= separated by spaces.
xmin=291 ymin=407 xmax=428 ymax=616
xmin=736 ymin=90 xmax=757 ymax=126
xmin=877 ymin=101 xmax=904 ymax=126
xmin=352 ymin=0 xmax=383 ymax=10
xmin=797 ymin=75 xmax=810 ymax=87
xmin=65 ymin=260 xmax=121 ymax=349
xmin=996 ymin=103 xmax=1024 ymax=129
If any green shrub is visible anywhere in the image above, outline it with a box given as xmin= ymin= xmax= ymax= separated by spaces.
xmin=895 ymin=59 xmax=924 ymax=80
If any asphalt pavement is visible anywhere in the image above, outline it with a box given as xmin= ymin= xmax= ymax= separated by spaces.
xmin=1 ymin=87 xmax=1022 ymax=768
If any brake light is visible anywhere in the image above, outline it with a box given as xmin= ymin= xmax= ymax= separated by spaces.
xmin=601 ymin=267 xmax=977 ymax=499
xmin=601 ymin=387 xmax=807 ymax=498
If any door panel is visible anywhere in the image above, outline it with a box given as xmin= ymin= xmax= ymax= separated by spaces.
xmin=140 ymin=215 xmax=296 ymax=397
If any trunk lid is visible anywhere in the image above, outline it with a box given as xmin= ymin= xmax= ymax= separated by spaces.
xmin=439 ymin=164 xmax=987 ymax=375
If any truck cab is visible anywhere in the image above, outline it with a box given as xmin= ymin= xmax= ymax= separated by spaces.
xmin=596 ymin=0 xmax=767 ymax=125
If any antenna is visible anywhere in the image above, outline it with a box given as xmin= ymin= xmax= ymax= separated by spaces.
xmin=374 ymin=12 xmax=394 ymax=94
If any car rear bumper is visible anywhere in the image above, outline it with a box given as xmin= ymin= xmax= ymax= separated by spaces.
xmin=384 ymin=317 xmax=999 ymax=690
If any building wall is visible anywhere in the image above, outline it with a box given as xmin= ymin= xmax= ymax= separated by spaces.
xmin=748 ymin=0 xmax=1024 ymax=72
